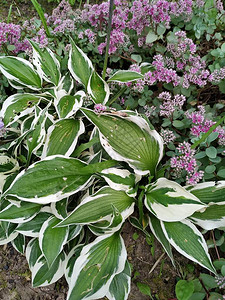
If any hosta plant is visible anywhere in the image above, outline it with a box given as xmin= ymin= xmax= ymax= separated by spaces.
xmin=0 ymin=41 xmax=224 ymax=300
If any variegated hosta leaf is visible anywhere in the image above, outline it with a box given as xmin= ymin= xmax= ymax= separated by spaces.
xmin=0 ymin=56 xmax=42 ymax=90
xmin=26 ymin=238 xmax=66 ymax=287
xmin=16 ymin=210 xmax=52 ymax=237
xmin=51 ymin=198 xmax=68 ymax=220
xmin=88 ymin=206 xmax=124 ymax=235
xmin=4 ymin=155 xmax=94 ymax=204
xmin=65 ymin=244 xmax=84 ymax=284
xmin=87 ymin=71 xmax=110 ymax=104
xmin=26 ymin=105 xmax=50 ymax=158
xmin=161 ymin=219 xmax=216 ymax=273
xmin=39 ymin=216 xmax=69 ymax=267
xmin=30 ymin=40 xmax=60 ymax=86
xmin=0 ymin=222 xmax=18 ymax=245
xmin=67 ymin=232 xmax=127 ymax=300
xmin=145 ymin=178 xmax=205 ymax=222
xmin=100 ymin=167 xmax=141 ymax=196
xmin=53 ymin=74 xmax=74 ymax=105
xmin=149 ymin=214 xmax=174 ymax=265
xmin=68 ymin=39 xmax=94 ymax=88
xmin=67 ymin=225 xmax=82 ymax=242
xmin=0 ymin=201 xmax=41 ymax=223
xmin=56 ymin=91 xmax=85 ymax=119
xmin=108 ymin=70 xmax=143 ymax=83
xmin=57 ymin=186 xmax=135 ymax=227
xmin=189 ymin=204 xmax=225 ymax=230
xmin=81 ymin=108 xmax=163 ymax=175
xmin=186 ymin=181 xmax=225 ymax=205
xmin=106 ymin=260 xmax=131 ymax=300
xmin=42 ymin=119 xmax=85 ymax=158
xmin=0 ymin=156 xmax=19 ymax=174
xmin=0 ymin=93 xmax=40 ymax=126
xmin=11 ymin=233 xmax=25 ymax=254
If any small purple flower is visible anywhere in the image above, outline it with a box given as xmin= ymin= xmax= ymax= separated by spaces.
xmin=0 ymin=120 xmax=6 ymax=138
xmin=94 ymin=104 xmax=107 ymax=114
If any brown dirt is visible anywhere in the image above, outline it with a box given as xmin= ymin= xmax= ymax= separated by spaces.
xmin=0 ymin=222 xmax=183 ymax=300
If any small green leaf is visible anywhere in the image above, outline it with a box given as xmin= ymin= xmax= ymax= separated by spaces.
xmin=136 ymin=282 xmax=152 ymax=297
xmin=173 ymin=120 xmax=184 ymax=128
xmin=217 ymin=169 xmax=225 ymax=178
xmin=175 ymin=280 xmax=194 ymax=300
xmin=146 ymin=30 xmax=158 ymax=44
xmin=87 ymin=71 xmax=110 ymax=104
xmin=57 ymin=91 xmax=85 ymax=119
xmin=206 ymin=147 xmax=217 ymax=158
xmin=205 ymin=165 xmax=216 ymax=174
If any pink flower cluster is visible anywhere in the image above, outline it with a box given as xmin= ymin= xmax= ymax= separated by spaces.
xmin=158 ymin=92 xmax=186 ymax=118
xmin=208 ymin=67 xmax=225 ymax=83
xmin=170 ymin=141 xmax=204 ymax=185
xmin=94 ymin=104 xmax=107 ymax=114
xmin=160 ymin=128 xmax=176 ymax=145
xmin=185 ymin=106 xmax=225 ymax=145
xmin=0 ymin=22 xmax=30 ymax=53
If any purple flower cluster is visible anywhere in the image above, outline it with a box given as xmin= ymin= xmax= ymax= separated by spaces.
xmin=208 ymin=67 xmax=225 ymax=83
xmin=0 ymin=22 xmax=30 ymax=53
xmin=170 ymin=141 xmax=204 ymax=185
xmin=215 ymin=275 xmax=225 ymax=289
xmin=0 ymin=120 xmax=6 ymax=138
xmin=186 ymin=106 xmax=225 ymax=145
xmin=94 ymin=104 xmax=107 ymax=114
xmin=158 ymin=92 xmax=186 ymax=118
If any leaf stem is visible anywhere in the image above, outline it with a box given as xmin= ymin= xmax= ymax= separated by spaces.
xmin=108 ymin=86 xmax=127 ymax=106
xmin=138 ymin=190 xmax=145 ymax=225
xmin=102 ymin=0 xmax=114 ymax=80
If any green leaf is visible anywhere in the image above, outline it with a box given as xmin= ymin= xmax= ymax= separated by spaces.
xmin=106 ymin=260 xmax=131 ymax=300
xmin=205 ymin=165 xmax=216 ymax=174
xmin=0 ymin=156 xmax=19 ymax=174
xmin=175 ymin=280 xmax=194 ymax=300
xmin=11 ymin=233 xmax=25 ymax=254
xmin=136 ymin=282 xmax=152 ymax=297
xmin=31 ymin=252 xmax=66 ymax=287
xmin=81 ymin=108 xmax=163 ymax=175
xmin=67 ymin=232 xmax=127 ymax=300
xmin=161 ymin=219 xmax=216 ymax=273
xmin=0 ymin=222 xmax=18 ymax=245
xmin=199 ymin=273 xmax=217 ymax=289
xmin=26 ymin=238 xmax=42 ymax=269
xmin=0 ymin=93 xmax=40 ymax=126
xmin=87 ymin=71 xmax=110 ymax=104
xmin=42 ymin=119 xmax=84 ymax=158
xmin=190 ymin=204 xmax=225 ymax=230
xmin=4 ymin=156 xmax=93 ymax=204
xmin=145 ymin=178 xmax=205 ymax=222
xmin=217 ymin=169 xmax=225 ymax=178
xmin=0 ymin=201 xmax=41 ymax=223
xmin=68 ymin=39 xmax=94 ymax=88
xmin=31 ymin=0 xmax=50 ymax=37
xmin=146 ymin=30 xmax=158 ymax=44
xmin=39 ymin=216 xmax=68 ymax=267
xmin=57 ymin=186 xmax=134 ymax=226
xmin=16 ymin=211 xmax=52 ymax=237
xmin=173 ymin=120 xmax=184 ymax=128
xmin=30 ymin=40 xmax=60 ymax=86
xmin=149 ymin=214 xmax=174 ymax=265
xmin=57 ymin=91 xmax=85 ymax=119
xmin=0 ymin=56 xmax=42 ymax=90
xmin=108 ymin=70 xmax=143 ymax=83
xmin=206 ymin=146 xmax=217 ymax=158
xmin=186 ymin=181 xmax=225 ymax=205
xmin=51 ymin=198 xmax=68 ymax=220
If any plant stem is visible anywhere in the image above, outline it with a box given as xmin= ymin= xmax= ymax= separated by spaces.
xmin=138 ymin=190 xmax=144 ymax=225
xmin=108 ymin=86 xmax=127 ymax=106
xmin=102 ymin=0 xmax=114 ymax=80
xmin=211 ymin=230 xmax=220 ymax=260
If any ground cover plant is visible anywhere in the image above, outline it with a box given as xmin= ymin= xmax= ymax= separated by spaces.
xmin=0 ymin=0 xmax=225 ymax=299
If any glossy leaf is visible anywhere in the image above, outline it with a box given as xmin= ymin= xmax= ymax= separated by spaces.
xmin=0 ymin=93 xmax=40 ymax=126
xmin=42 ymin=119 xmax=85 ymax=158
xmin=67 ymin=232 xmax=127 ymax=300
xmin=145 ymin=178 xmax=205 ymax=221
xmin=57 ymin=186 xmax=135 ymax=226
xmin=161 ymin=219 xmax=216 ymax=273
xmin=87 ymin=71 xmax=110 ymax=104
xmin=81 ymin=108 xmax=163 ymax=175
xmin=0 ymin=56 xmax=42 ymax=90
xmin=68 ymin=39 xmax=93 ymax=88
xmin=108 ymin=70 xmax=143 ymax=83
xmin=39 ymin=216 xmax=68 ymax=266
